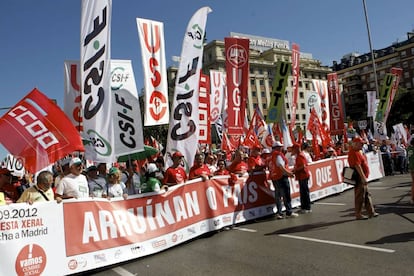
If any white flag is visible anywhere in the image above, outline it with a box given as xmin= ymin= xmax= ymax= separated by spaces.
xmin=136 ymin=18 xmax=169 ymax=126
xmin=165 ymin=7 xmax=212 ymax=169
xmin=111 ymin=60 xmax=144 ymax=157
xmin=209 ymin=70 xmax=225 ymax=124
xmin=80 ymin=0 xmax=115 ymax=162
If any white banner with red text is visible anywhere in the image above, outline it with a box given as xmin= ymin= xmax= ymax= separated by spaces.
xmin=0 ymin=154 xmax=383 ymax=275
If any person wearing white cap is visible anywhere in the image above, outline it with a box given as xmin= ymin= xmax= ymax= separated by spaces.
xmin=269 ymin=141 xmax=298 ymax=219
xmin=55 ymin=157 xmax=89 ymax=200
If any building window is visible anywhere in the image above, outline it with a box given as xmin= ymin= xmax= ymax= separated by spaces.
xmin=262 ymin=103 xmax=267 ymax=109
xmin=296 ymin=114 xmax=299 ymax=120
xmin=299 ymin=92 xmax=304 ymax=99
xmin=259 ymin=79 xmax=264 ymax=85
xmin=286 ymin=103 xmax=290 ymax=108
xmin=300 ymin=103 xmax=305 ymax=109
xmin=252 ymin=91 xmax=257 ymax=97
xmin=261 ymin=91 xmax=265 ymax=97
xmin=302 ymin=114 xmax=306 ymax=120
xmin=401 ymin=50 xmax=407 ymax=57
xmin=304 ymin=73 xmax=308 ymax=78
xmin=287 ymin=114 xmax=291 ymax=120
xmin=305 ymin=83 xmax=309 ymax=89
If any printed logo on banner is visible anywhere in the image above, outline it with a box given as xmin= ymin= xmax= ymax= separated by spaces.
xmin=114 ymin=249 xmax=122 ymax=259
xmin=227 ymin=44 xmax=248 ymax=67
xmin=94 ymin=253 xmax=107 ymax=264
xmin=67 ymin=257 xmax=87 ymax=271
xmin=111 ymin=66 xmax=129 ymax=90
xmin=130 ymin=245 xmax=145 ymax=255
xmin=149 ymin=92 xmax=168 ymax=121
xmin=151 ymin=239 xmax=167 ymax=249
xmin=15 ymin=244 xmax=47 ymax=276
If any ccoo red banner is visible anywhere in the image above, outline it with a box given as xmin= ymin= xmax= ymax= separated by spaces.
xmin=0 ymin=88 xmax=84 ymax=173
xmin=225 ymin=37 xmax=249 ymax=135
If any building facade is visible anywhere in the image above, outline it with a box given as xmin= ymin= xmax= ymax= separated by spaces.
xmin=167 ymin=32 xmax=332 ymax=130
xmin=332 ymin=31 xmax=414 ymax=123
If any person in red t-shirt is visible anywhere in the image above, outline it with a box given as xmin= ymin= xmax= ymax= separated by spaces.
xmin=163 ymin=152 xmax=188 ymax=186
xmin=348 ymin=136 xmax=378 ymax=220
xmin=247 ymin=147 xmax=266 ymax=174
xmin=227 ymin=150 xmax=248 ymax=176
xmin=214 ymin=159 xmax=230 ymax=176
xmin=189 ymin=153 xmax=211 ymax=181
xmin=292 ymin=143 xmax=311 ymax=213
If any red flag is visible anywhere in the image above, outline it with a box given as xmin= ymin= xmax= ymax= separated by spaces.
xmin=243 ymin=125 xmax=262 ymax=149
xmin=221 ymin=132 xmax=235 ymax=153
xmin=198 ymin=72 xmax=211 ymax=144
xmin=272 ymin=123 xmax=283 ymax=142
xmin=308 ymin=108 xmax=331 ymax=148
xmin=225 ymin=37 xmax=249 ymax=135
xmin=327 ymin=73 xmax=344 ymax=135
xmin=0 ymin=88 xmax=84 ymax=172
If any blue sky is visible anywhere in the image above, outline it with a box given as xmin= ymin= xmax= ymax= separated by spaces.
xmin=1 ymin=0 xmax=413 ymax=159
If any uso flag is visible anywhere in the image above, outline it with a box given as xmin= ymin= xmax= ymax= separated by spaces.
xmin=0 ymin=88 xmax=84 ymax=173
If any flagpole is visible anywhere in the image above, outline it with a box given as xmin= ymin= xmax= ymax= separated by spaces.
xmin=362 ymin=0 xmax=379 ymax=99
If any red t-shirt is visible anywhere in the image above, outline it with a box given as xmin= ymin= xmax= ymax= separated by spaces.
xmin=247 ymin=156 xmax=264 ymax=171
xmin=163 ymin=166 xmax=187 ymax=185
xmin=227 ymin=161 xmax=248 ymax=174
xmin=214 ymin=168 xmax=230 ymax=176
xmin=189 ymin=164 xmax=211 ymax=180
xmin=348 ymin=148 xmax=370 ymax=177
xmin=294 ymin=152 xmax=310 ymax=180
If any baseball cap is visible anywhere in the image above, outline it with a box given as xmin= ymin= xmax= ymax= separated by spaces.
xmin=108 ymin=167 xmax=120 ymax=176
xmin=87 ymin=165 xmax=98 ymax=172
xmin=146 ymin=163 xmax=159 ymax=174
xmin=272 ymin=141 xmax=283 ymax=148
xmin=0 ymin=168 xmax=12 ymax=176
xmin=262 ymin=148 xmax=271 ymax=154
xmin=69 ymin=157 xmax=83 ymax=167
xmin=172 ymin=151 xmax=184 ymax=158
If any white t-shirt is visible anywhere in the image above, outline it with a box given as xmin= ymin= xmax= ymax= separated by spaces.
xmin=56 ymin=173 xmax=89 ymax=199
xmin=106 ymin=183 xmax=125 ymax=198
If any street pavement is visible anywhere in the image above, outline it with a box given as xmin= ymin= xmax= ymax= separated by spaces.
xmin=87 ymin=174 xmax=414 ymax=276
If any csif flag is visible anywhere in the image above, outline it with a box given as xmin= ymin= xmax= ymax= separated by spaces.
xmin=80 ymin=0 xmax=115 ymax=162
xmin=165 ymin=7 xmax=212 ymax=168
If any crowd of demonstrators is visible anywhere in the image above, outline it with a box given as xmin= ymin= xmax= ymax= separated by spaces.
xmin=3 ymin=132 xmax=414 ymax=212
